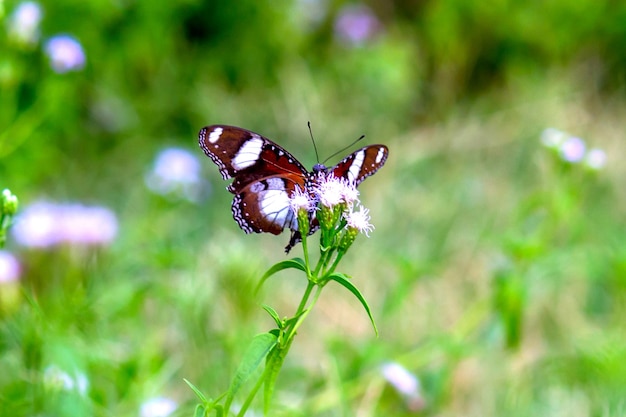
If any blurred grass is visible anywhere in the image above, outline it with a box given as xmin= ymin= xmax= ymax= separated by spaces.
xmin=2 ymin=0 xmax=626 ymax=416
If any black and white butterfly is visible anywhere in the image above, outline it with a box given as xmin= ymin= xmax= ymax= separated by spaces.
xmin=198 ymin=125 xmax=388 ymax=252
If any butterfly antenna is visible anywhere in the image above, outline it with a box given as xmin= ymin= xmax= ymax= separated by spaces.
xmin=308 ymin=121 xmax=321 ymax=164
xmin=322 ymin=134 xmax=365 ymax=165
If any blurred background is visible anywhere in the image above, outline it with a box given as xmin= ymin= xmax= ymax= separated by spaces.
xmin=1 ymin=0 xmax=626 ymax=415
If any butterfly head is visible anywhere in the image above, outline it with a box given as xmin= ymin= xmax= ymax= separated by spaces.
xmin=312 ymin=163 xmax=327 ymax=174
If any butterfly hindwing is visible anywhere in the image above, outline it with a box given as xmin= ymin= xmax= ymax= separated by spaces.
xmin=232 ymin=175 xmax=305 ymax=235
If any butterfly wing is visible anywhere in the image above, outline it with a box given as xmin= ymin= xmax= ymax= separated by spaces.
xmin=329 ymin=144 xmax=389 ymax=184
xmin=199 ymin=125 xmax=308 ymax=193
xmin=199 ymin=125 xmax=309 ymax=238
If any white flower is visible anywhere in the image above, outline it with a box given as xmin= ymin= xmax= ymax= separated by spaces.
xmin=45 ymin=34 xmax=86 ymax=73
xmin=315 ymin=174 xmax=345 ymax=208
xmin=346 ymin=205 xmax=374 ymax=236
xmin=289 ymin=185 xmax=315 ymax=215
xmin=559 ymin=136 xmax=586 ymax=163
xmin=584 ymin=148 xmax=607 ymax=170
xmin=7 ymin=1 xmax=43 ymax=46
xmin=339 ymin=179 xmax=360 ymax=207
xmin=0 ymin=251 xmax=21 ymax=283
xmin=145 ymin=147 xmax=206 ymax=202
xmin=140 ymin=397 xmax=178 ymax=417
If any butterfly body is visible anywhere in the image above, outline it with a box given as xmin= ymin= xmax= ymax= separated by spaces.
xmin=199 ymin=125 xmax=388 ymax=252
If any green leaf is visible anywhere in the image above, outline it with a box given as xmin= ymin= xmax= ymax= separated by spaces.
xmin=193 ymin=404 xmax=206 ymax=417
xmin=255 ymin=258 xmax=307 ymax=293
xmin=184 ymin=378 xmax=208 ymax=403
xmin=263 ymin=345 xmax=286 ymax=415
xmin=225 ymin=332 xmax=278 ymax=411
xmin=328 ymin=272 xmax=379 ymax=337
xmin=262 ymin=305 xmax=283 ymax=329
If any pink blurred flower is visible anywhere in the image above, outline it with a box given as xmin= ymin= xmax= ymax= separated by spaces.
xmin=334 ymin=4 xmax=381 ymax=46
xmin=12 ymin=201 xmax=117 ymax=247
xmin=559 ymin=136 xmax=586 ymax=163
xmin=0 ymin=250 xmax=21 ymax=283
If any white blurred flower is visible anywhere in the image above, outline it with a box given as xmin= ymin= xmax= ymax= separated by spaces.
xmin=7 ymin=1 xmax=43 ymax=46
xmin=381 ymin=362 xmax=425 ymax=411
xmin=540 ymin=128 xmax=567 ymax=149
xmin=43 ymin=365 xmax=89 ymax=395
xmin=12 ymin=201 xmax=118 ymax=247
xmin=45 ymin=34 xmax=86 ymax=73
xmin=294 ymin=0 xmax=328 ymax=28
xmin=381 ymin=362 xmax=419 ymax=397
xmin=559 ymin=136 xmax=586 ymax=163
xmin=145 ymin=147 xmax=207 ymax=202
xmin=0 ymin=250 xmax=21 ymax=283
xmin=334 ymin=4 xmax=381 ymax=46
xmin=140 ymin=397 xmax=178 ymax=417
xmin=584 ymin=148 xmax=607 ymax=170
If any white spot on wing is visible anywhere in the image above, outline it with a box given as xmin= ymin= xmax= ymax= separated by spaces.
xmin=266 ymin=177 xmax=286 ymax=190
xmin=208 ymin=127 xmax=223 ymax=144
xmin=233 ymin=137 xmax=263 ymax=170
xmin=375 ymin=147 xmax=385 ymax=164
xmin=348 ymin=150 xmax=365 ymax=182
xmin=260 ymin=189 xmax=297 ymax=230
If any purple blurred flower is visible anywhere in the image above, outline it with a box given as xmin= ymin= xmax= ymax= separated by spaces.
xmin=140 ymin=397 xmax=178 ymax=417
xmin=7 ymin=1 xmax=43 ymax=46
xmin=0 ymin=251 xmax=21 ymax=283
xmin=559 ymin=136 xmax=586 ymax=163
xmin=12 ymin=201 xmax=117 ymax=248
xmin=145 ymin=147 xmax=207 ymax=202
xmin=585 ymin=148 xmax=607 ymax=170
xmin=334 ymin=4 xmax=381 ymax=46
xmin=44 ymin=34 xmax=86 ymax=73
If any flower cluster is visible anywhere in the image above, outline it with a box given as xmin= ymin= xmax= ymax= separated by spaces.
xmin=541 ymin=128 xmax=607 ymax=170
xmin=145 ymin=147 xmax=207 ymax=202
xmin=6 ymin=1 xmax=86 ymax=73
xmin=290 ymin=173 xmax=373 ymax=254
xmin=12 ymin=201 xmax=118 ymax=248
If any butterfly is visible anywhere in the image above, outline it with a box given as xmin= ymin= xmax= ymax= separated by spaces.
xmin=198 ymin=125 xmax=388 ymax=253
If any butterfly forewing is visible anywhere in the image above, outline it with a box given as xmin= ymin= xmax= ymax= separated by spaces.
xmin=331 ymin=145 xmax=389 ymax=185
xmin=199 ymin=125 xmax=308 ymax=192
